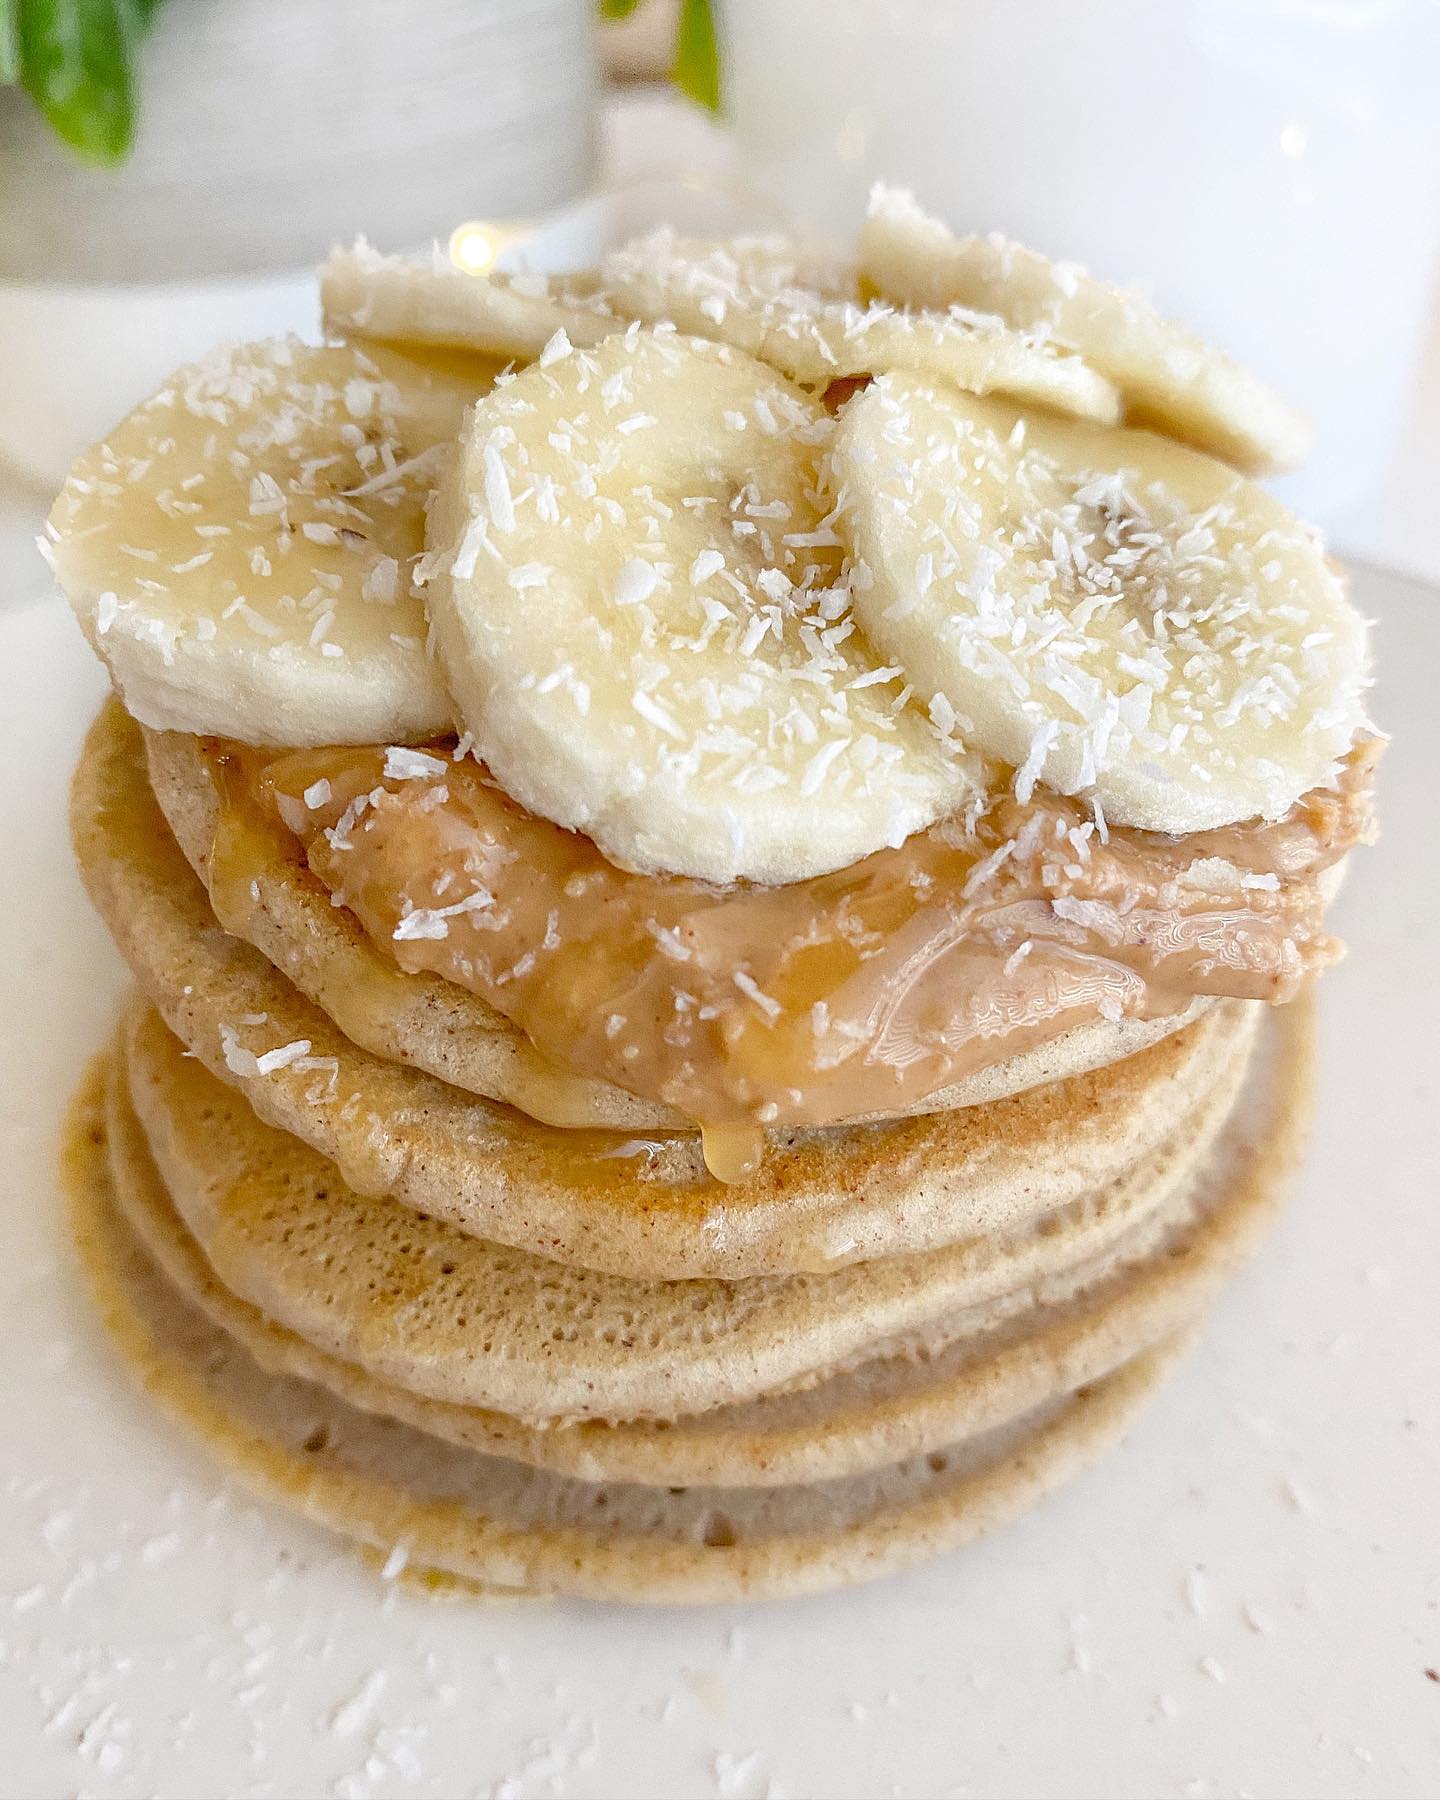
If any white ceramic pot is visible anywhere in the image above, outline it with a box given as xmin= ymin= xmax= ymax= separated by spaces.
xmin=0 ymin=0 xmax=598 ymax=486
xmin=721 ymin=0 xmax=1440 ymax=536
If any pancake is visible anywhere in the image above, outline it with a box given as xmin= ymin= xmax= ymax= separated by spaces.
xmin=144 ymin=716 xmax=1215 ymax=1131
xmin=120 ymin=994 xmax=1258 ymax=1425
xmin=73 ymin=701 xmax=1261 ymax=1279
xmin=70 ymin=1090 xmax=1191 ymax=1604
xmin=106 ymin=999 xmax=1312 ymax=1489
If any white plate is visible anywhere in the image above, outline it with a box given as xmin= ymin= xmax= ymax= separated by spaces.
xmin=2 ymin=575 xmax=1436 ymax=1799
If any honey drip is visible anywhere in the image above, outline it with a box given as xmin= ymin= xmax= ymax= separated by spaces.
xmin=204 ymin=746 xmax=279 ymax=937
xmin=699 ymin=1122 xmax=766 ymax=1185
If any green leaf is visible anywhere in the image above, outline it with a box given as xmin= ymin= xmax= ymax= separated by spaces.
xmin=673 ymin=0 xmax=719 ymax=111
xmin=598 ymin=0 xmax=642 ymax=19
xmin=0 ymin=0 xmax=22 ymax=86
xmin=20 ymin=0 xmax=138 ymax=164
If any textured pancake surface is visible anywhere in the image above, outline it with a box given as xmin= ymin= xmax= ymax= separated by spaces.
xmin=71 ymin=1083 xmax=1191 ymax=1605
xmin=73 ymin=702 xmax=1259 ymax=1280
xmin=118 ymin=996 xmax=1266 ymax=1427
xmin=143 ymin=719 xmax=1212 ymax=1130
xmin=107 ymin=999 xmax=1311 ymax=1488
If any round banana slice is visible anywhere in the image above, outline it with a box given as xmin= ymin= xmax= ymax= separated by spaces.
xmin=321 ymin=239 xmax=622 ymax=363
xmin=859 ymin=185 xmax=1309 ymax=477
xmin=595 ymin=228 xmax=1121 ymax=425
xmin=47 ymin=336 xmax=501 ymax=746
xmin=425 ymin=329 xmax=978 ymax=884
xmin=831 ymin=374 xmax=1367 ymax=833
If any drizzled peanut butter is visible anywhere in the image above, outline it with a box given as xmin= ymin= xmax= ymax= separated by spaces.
xmin=204 ymin=737 xmax=1377 ymax=1174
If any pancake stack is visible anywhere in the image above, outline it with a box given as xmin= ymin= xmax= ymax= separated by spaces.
xmin=63 ymin=699 xmax=1316 ymax=1602
xmin=54 ymin=193 xmax=1372 ymax=1603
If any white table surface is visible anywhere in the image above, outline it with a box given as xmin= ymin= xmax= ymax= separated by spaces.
xmin=1 ymin=571 xmax=1436 ymax=1800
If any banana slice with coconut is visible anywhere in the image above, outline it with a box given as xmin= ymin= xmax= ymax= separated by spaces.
xmin=424 ymin=328 xmax=978 ymax=884
xmin=321 ymin=239 xmax=623 ymax=364
xmin=595 ymin=228 xmax=1122 ymax=423
xmin=830 ymin=373 xmax=1367 ymax=832
xmin=46 ymin=337 xmax=502 ymax=746
xmin=321 ymin=230 xmax=1120 ymax=426
xmin=859 ymin=185 xmax=1310 ymax=476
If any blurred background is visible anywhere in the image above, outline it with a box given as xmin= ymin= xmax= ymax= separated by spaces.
xmin=2 ymin=0 xmax=1438 ymax=597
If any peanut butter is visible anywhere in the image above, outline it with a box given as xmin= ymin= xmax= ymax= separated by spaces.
xmin=202 ymin=737 xmax=1377 ymax=1164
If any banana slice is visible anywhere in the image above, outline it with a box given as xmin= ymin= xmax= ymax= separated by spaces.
xmin=831 ymin=374 xmax=1367 ymax=833
xmin=425 ymin=329 xmax=978 ymax=884
xmin=594 ymin=228 xmax=1121 ymax=424
xmin=321 ymin=239 xmax=622 ymax=363
xmin=859 ymin=185 xmax=1309 ymax=477
xmin=47 ymin=336 xmax=501 ymax=746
